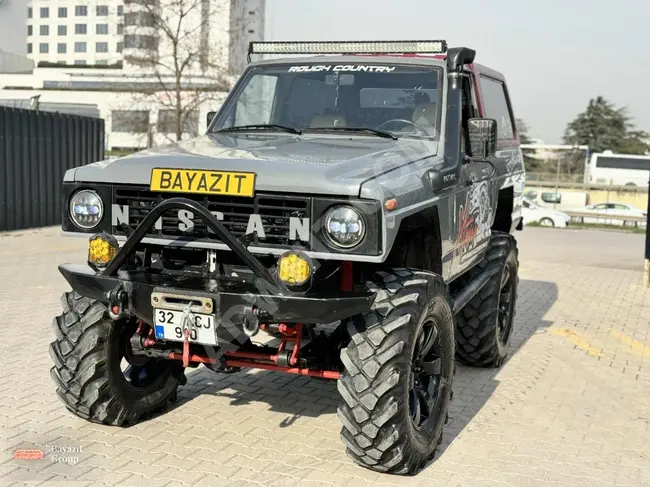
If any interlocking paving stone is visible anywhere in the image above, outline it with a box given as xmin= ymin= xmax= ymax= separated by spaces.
xmin=1 ymin=226 xmax=649 ymax=486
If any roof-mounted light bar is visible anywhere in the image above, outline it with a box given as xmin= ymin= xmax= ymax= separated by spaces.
xmin=248 ymin=40 xmax=448 ymax=57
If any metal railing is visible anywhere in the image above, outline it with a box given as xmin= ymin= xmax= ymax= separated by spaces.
xmin=564 ymin=211 xmax=647 ymax=227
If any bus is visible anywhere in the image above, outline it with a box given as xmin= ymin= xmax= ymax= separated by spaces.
xmin=587 ymin=151 xmax=650 ymax=187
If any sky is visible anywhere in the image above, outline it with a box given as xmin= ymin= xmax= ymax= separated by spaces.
xmin=263 ymin=0 xmax=649 ymax=144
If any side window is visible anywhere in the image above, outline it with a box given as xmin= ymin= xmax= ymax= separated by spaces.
xmin=541 ymin=192 xmax=561 ymax=204
xmin=479 ymin=75 xmax=514 ymax=140
xmin=229 ymin=75 xmax=278 ymax=127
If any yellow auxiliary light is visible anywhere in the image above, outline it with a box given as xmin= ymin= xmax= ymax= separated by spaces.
xmin=88 ymin=233 xmax=119 ymax=268
xmin=278 ymin=251 xmax=312 ymax=286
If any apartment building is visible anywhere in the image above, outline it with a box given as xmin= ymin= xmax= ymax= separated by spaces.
xmin=27 ymin=0 xmax=124 ymax=66
xmin=25 ymin=0 xmax=265 ymax=70
xmin=3 ymin=0 xmax=266 ymax=150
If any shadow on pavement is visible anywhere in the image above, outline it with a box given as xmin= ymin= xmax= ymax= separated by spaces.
xmin=164 ymin=278 xmax=558 ymax=460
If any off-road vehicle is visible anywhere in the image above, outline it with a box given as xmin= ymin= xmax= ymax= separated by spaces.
xmin=50 ymin=40 xmax=525 ymax=475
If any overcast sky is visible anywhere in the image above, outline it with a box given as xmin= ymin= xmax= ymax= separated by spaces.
xmin=264 ymin=0 xmax=649 ymax=144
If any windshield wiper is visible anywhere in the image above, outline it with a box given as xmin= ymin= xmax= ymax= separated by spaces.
xmin=303 ymin=126 xmax=398 ymax=140
xmin=214 ymin=124 xmax=302 ymax=135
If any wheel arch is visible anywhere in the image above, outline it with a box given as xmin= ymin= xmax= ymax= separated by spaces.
xmin=492 ymin=185 xmax=514 ymax=233
xmin=382 ymin=206 xmax=443 ymax=275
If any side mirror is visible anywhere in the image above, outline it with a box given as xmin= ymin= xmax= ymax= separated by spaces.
xmin=206 ymin=111 xmax=217 ymax=127
xmin=468 ymin=118 xmax=497 ymax=160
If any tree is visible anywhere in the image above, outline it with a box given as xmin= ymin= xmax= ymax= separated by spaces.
xmin=122 ymin=0 xmax=250 ymax=142
xmin=515 ymin=118 xmax=532 ymax=144
xmin=563 ymin=96 xmax=648 ymax=155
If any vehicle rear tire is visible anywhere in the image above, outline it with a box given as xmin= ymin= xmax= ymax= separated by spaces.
xmin=454 ymin=232 xmax=519 ymax=367
xmin=539 ymin=217 xmax=554 ymax=227
xmin=337 ymin=269 xmax=455 ymax=475
xmin=49 ymin=291 xmax=184 ymax=426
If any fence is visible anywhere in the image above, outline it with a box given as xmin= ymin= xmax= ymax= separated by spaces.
xmin=0 ymin=106 xmax=104 ymax=232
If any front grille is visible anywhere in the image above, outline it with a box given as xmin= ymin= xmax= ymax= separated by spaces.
xmin=112 ymin=186 xmax=312 ymax=250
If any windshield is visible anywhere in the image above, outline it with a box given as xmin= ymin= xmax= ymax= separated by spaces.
xmin=209 ymin=62 xmax=443 ymax=139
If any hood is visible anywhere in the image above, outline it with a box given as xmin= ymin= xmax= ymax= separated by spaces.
xmin=69 ymin=133 xmax=439 ymax=196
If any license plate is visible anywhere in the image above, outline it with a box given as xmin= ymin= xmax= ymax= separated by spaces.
xmin=153 ymin=309 xmax=217 ymax=346
xmin=150 ymin=168 xmax=256 ymax=197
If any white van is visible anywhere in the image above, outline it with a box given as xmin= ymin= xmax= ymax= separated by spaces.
xmin=587 ymin=151 xmax=650 ymax=187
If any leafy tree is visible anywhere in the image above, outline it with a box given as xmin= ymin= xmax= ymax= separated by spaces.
xmin=122 ymin=0 xmax=249 ymax=143
xmin=563 ymin=96 xmax=648 ymax=155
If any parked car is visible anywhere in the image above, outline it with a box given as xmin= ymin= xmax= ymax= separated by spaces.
xmin=522 ymin=198 xmax=570 ymax=227
xmin=573 ymin=202 xmax=647 ymax=227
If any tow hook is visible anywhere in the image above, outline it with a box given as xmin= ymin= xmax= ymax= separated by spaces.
xmin=107 ymin=286 xmax=128 ymax=320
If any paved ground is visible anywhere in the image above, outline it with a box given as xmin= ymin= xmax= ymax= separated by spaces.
xmin=0 ymin=226 xmax=649 ymax=487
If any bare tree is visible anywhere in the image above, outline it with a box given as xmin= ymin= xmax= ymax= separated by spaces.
xmin=122 ymin=0 xmax=251 ymax=142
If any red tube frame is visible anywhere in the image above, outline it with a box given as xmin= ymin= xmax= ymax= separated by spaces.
xmin=168 ymin=352 xmax=216 ymax=364
xmin=224 ymin=359 xmax=340 ymax=379
xmin=146 ymin=321 xmax=340 ymax=380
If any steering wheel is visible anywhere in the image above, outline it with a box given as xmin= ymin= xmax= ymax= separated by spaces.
xmin=376 ymin=118 xmax=428 ymax=136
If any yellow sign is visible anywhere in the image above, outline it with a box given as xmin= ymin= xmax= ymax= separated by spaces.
xmin=150 ymin=168 xmax=256 ymax=197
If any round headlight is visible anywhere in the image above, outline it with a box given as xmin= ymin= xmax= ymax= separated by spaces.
xmin=324 ymin=206 xmax=366 ymax=249
xmin=69 ymin=190 xmax=104 ymax=229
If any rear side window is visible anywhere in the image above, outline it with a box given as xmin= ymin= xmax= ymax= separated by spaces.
xmin=479 ymin=76 xmax=514 ymax=140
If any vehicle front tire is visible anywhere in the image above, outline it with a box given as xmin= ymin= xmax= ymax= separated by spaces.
xmin=454 ymin=232 xmax=519 ymax=367
xmin=337 ymin=269 xmax=455 ymax=475
xmin=49 ymin=292 xmax=184 ymax=426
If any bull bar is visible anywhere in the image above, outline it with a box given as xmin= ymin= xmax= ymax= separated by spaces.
xmin=58 ymin=197 xmax=376 ymax=326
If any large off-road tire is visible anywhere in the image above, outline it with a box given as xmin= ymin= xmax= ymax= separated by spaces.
xmin=49 ymin=291 xmax=184 ymax=426
xmin=454 ymin=232 xmax=519 ymax=367
xmin=337 ymin=269 xmax=455 ymax=475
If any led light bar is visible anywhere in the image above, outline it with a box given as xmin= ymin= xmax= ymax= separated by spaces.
xmin=248 ymin=40 xmax=448 ymax=56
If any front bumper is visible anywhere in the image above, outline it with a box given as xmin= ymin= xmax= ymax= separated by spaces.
xmin=59 ymin=264 xmax=374 ymax=325
xmin=59 ymin=197 xmax=375 ymax=332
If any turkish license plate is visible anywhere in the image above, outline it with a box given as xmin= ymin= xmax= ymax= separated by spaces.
xmin=153 ymin=309 xmax=217 ymax=346
xmin=149 ymin=168 xmax=256 ymax=197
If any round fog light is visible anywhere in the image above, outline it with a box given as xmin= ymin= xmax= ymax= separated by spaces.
xmin=278 ymin=251 xmax=312 ymax=286
xmin=88 ymin=233 xmax=119 ymax=269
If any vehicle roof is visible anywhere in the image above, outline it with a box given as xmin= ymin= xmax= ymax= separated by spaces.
xmin=248 ymin=54 xmax=448 ymax=68
xmin=247 ymin=53 xmax=506 ymax=81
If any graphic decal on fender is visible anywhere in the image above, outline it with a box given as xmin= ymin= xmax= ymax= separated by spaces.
xmin=452 ymin=180 xmax=493 ymax=266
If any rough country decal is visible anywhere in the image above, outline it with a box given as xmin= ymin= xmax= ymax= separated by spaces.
xmin=288 ymin=65 xmax=396 ymax=73
xmin=452 ymin=181 xmax=493 ymax=266
xmin=111 ymin=205 xmax=311 ymax=242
